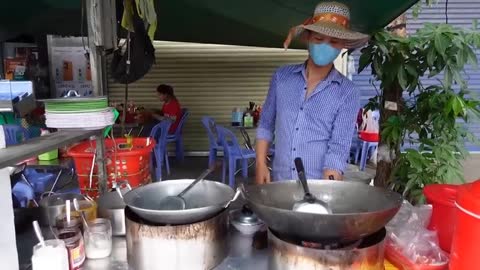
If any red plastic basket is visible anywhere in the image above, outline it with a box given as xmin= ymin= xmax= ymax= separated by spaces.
xmin=68 ymin=138 xmax=155 ymax=198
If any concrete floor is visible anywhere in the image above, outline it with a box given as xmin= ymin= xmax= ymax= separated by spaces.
xmin=462 ymin=154 xmax=480 ymax=182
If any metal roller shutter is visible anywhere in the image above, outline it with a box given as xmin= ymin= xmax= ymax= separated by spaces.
xmin=107 ymin=41 xmax=309 ymax=152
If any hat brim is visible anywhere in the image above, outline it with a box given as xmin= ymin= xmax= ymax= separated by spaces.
xmin=301 ymin=22 xmax=369 ymax=49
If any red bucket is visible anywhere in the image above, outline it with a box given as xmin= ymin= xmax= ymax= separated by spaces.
xmin=423 ymin=184 xmax=459 ymax=253
xmin=450 ymin=180 xmax=480 ymax=270
xmin=68 ymin=137 xmax=155 ymax=198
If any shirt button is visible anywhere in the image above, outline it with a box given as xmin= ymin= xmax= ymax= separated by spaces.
xmin=296 ymin=128 xmax=299 ymax=131
xmin=300 ymin=107 xmax=304 ymax=110
xmin=292 ymin=168 xmax=295 ymax=171
xmin=293 ymin=148 xmax=296 ymax=151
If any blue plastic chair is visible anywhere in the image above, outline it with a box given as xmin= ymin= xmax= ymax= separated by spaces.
xmin=355 ymin=140 xmax=378 ymax=171
xmin=201 ymin=116 xmax=224 ymax=166
xmin=2 ymin=124 xmax=29 ymax=146
xmin=167 ymin=109 xmax=189 ymax=162
xmin=217 ymin=126 xmax=256 ymax=187
xmin=12 ymin=181 xmax=35 ymax=208
xmin=150 ymin=120 xmax=172 ymax=181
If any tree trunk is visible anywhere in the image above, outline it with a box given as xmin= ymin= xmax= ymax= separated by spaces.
xmin=374 ymin=14 xmax=407 ymax=187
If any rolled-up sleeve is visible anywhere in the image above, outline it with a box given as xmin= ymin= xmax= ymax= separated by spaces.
xmin=323 ymin=86 xmax=360 ymax=173
xmin=256 ymin=71 xmax=278 ymax=142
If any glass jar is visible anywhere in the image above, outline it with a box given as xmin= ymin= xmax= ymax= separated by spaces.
xmin=56 ymin=214 xmax=83 ymax=233
xmin=84 ymin=218 xmax=112 ymax=259
xmin=32 ymin=239 xmax=69 ymax=270
xmin=58 ymin=228 xmax=85 ymax=270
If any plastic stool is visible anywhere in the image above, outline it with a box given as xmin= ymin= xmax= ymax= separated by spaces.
xmin=355 ymin=140 xmax=378 ymax=171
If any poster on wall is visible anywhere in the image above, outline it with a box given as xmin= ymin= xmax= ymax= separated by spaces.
xmin=51 ymin=47 xmax=93 ymax=97
xmin=4 ymin=58 xmax=27 ymax=80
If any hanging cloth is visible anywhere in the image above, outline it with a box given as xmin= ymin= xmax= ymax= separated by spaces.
xmin=121 ymin=0 xmax=157 ymax=41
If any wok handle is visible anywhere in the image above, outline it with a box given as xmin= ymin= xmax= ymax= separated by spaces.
xmin=224 ymin=188 xmax=242 ymax=208
xmin=294 ymin=158 xmax=310 ymax=195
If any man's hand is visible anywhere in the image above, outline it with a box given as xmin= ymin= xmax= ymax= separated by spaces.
xmin=323 ymin=169 xmax=342 ymax=180
xmin=255 ymin=139 xmax=271 ymax=184
xmin=255 ymin=162 xmax=271 ymax=184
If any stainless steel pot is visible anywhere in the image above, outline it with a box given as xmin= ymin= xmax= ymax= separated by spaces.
xmin=97 ymin=182 xmax=131 ymax=236
xmin=39 ymin=193 xmax=86 ymax=226
xmin=125 ymin=207 xmax=228 ymax=270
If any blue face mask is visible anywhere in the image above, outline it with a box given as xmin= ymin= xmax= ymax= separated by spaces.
xmin=308 ymin=43 xmax=341 ymax=66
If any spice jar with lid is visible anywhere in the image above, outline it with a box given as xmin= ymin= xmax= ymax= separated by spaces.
xmin=58 ymin=228 xmax=85 ymax=270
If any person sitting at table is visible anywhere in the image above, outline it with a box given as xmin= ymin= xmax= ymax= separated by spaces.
xmin=152 ymin=84 xmax=182 ymax=134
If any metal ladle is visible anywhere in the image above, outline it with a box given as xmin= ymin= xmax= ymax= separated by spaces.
xmin=292 ymin=157 xmax=333 ymax=214
xmin=157 ymin=163 xmax=218 ymax=210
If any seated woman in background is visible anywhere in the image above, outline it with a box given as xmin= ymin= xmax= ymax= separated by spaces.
xmin=152 ymin=84 xmax=182 ymax=134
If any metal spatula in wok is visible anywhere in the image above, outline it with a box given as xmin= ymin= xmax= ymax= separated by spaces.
xmin=157 ymin=163 xmax=217 ymax=210
xmin=292 ymin=158 xmax=333 ymax=214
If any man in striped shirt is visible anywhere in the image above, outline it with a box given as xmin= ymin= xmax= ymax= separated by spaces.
xmin=255 ymin=2 xmax=369 ymax=183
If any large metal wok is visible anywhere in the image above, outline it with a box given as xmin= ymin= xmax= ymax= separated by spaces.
xmin=242 ymin=180 xmax=402 ymax=243
xmin=123 ymin=179 xmax=238 ymax=225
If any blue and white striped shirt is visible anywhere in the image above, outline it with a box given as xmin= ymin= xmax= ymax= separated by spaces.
xmin=257 ymin=63 xmax=359 ymax=181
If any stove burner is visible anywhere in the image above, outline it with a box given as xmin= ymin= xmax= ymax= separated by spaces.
xmin=269 ymin=228 xmax=387 ymax=270
xmin=300 ymin=239 xmax=361 ymax=250
xmin=271 ymin=228 xmax=386 ymax=250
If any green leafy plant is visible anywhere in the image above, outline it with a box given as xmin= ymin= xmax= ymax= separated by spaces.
xmin=359 ymin=23 xmax=480 ymax=203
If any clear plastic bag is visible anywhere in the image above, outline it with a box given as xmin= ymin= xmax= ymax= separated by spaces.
xmin=386 ymin=201 xmax=449 ymax=266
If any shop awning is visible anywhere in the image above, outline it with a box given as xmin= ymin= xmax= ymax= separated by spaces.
xmin=1 ymin=0 xmax=418 ymax=48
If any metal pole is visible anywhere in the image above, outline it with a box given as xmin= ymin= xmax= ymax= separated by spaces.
xmin=95 ymin=135 xmax=108 ymax=194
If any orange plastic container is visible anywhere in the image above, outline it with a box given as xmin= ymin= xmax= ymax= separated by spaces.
xmin=68 ymin=138 xmax=155 ymax=198
xmin=450 ymin=180 xmax=480 ymax=270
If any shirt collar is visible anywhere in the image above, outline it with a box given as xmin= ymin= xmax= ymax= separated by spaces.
xmin=292 ymin=62 xmax=343 ymax=85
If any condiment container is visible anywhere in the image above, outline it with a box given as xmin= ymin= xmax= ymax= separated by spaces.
xmin=230 ymin=205 xmax=265 ymax=235
xmin=32 ymin=239 xmax=69 ymax=270
xmin=39 ymin=193 xmax=85 ymax=226
xmin=231 ymin=108 xmax=243 ymax=127
xmin=56 ymin=214 xmax=83 ymax=233
xmin=58 ymin=229 xmax=85 ymax=270
xmin=97 ymin=183 xmax=130 ymax=236
xmin=229 ymin=205 xmax=265 ymax=258
xmin=84 ymin=218 xmax=112 ymax=259
xmin=243 ymin=113 xmax=253 ymax=128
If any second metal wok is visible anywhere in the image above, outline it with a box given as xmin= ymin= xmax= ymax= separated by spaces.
xmin=123 ymin=179 xmax=237 ymax=225
xmin=242 ymin=180 xmax=402 ymax=243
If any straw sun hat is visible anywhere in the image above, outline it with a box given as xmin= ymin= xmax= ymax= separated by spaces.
xmin=284 ymin=1 xmax=370 ymax=49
